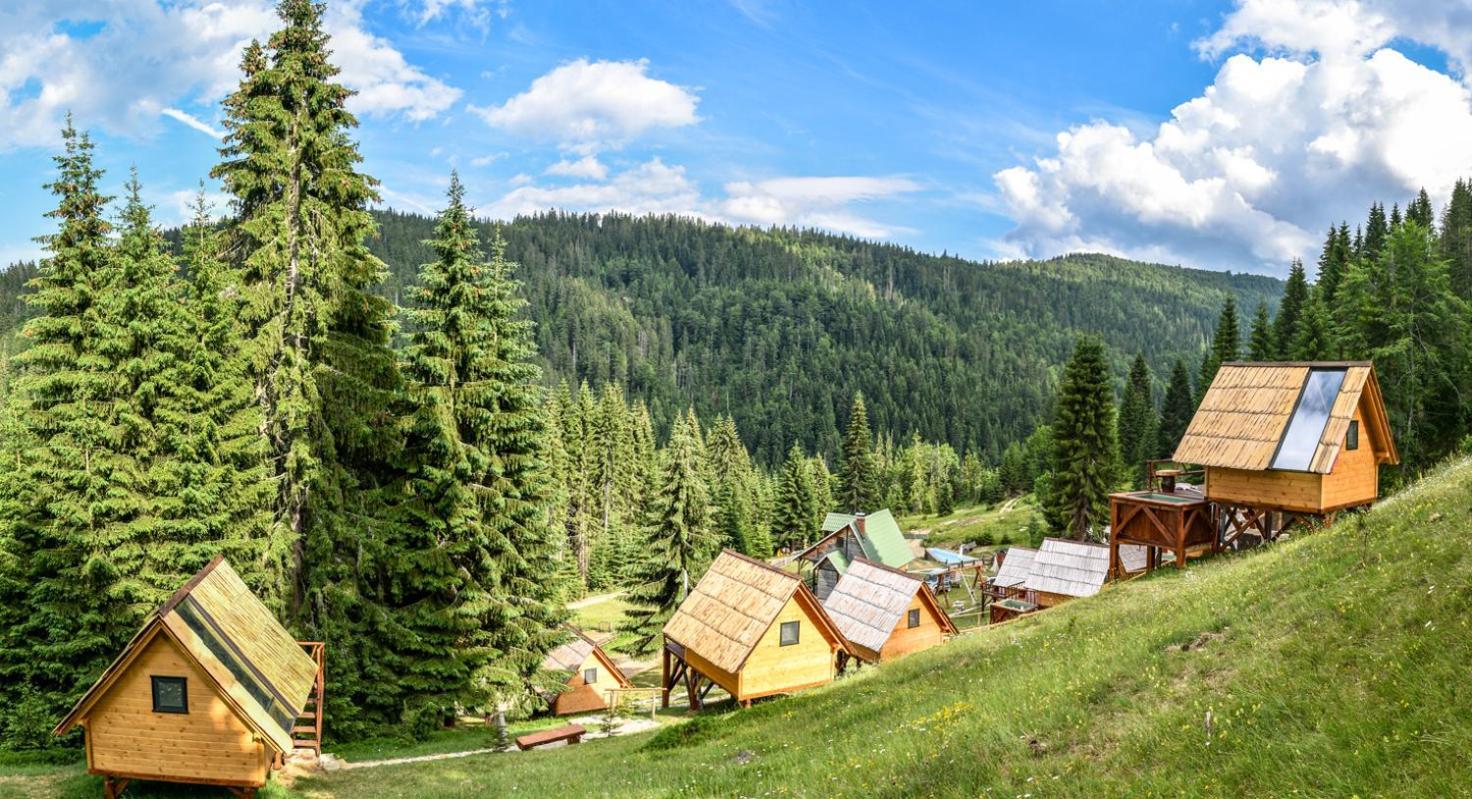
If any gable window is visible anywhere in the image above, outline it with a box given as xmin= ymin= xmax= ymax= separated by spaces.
xmin=583 ymin=667 xmax=598 ymax=684
xmin=151 ymin=676 xmax=188 ymax=714
xmin=1346 ymin=419 xmax=1359 ymax=451
xmin=907 ymin=608 xmax=921 ymax=628
xmin=779 ymin=620 xmax=800 ymax=646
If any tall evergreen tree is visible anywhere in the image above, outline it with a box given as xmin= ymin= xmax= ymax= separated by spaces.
xmin=1047 ymin=337 xmax=1119 ymax=539
xmin=1439 ymin=178 xmax=1472 ymax=299
xmin=1316 ymin=224 xmax=1351 ymax=304
xmin=774 ymin=443 xmax=818 ymax=548
xmin=1116 ymin=354 xmax=1157 ymax=489
xmin=1157 ymin=358 xmax=1194 ymax=460
xmin=1407 ymin=188 xmax=1434 ymax=230
xmin=837 ymin=392 xmax=879 ymax=513
xmin=1289 ymin=293 xmax=1335 ymax=361
xmin=1274 ymin=260 xmax=1310 ymax=358
xmin=1248 ymin=301 xmax=1274 ymax=360
xmin=212 ymin=0 xmax=407 ymax=734
xmin=1363 ymin=202 xmax=1389 ymax=262
xmin=1198 ymin=297 xmax=1240 ymax=397
xmin=622 ymin=411 xmax=714 ymax=653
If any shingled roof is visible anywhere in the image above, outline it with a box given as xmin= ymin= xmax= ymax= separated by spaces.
xmin=1023 ymin=538 xmax=1114 ymax=599
xmin=55 ymin=557 xmax=318 ymax=753
xmin=541 ymin=627 xmax=630 ymax=687
xmin=990 ymin=546 xmax=1037 ymax=589
xmin=663 ymin=550 xmax=848 ymax=674
xmin=821 ymin=559 xmax=956 ymax=655
xmin=1174 ymin=362 xmax=1397 ymax=474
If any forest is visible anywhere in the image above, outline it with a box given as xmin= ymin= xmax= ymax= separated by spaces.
xmin=1 ymin=0 xmax=1469 ymax=758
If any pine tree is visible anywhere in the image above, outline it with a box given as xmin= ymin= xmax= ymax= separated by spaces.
xmin=1198 ymin=297 xmax=1240 ymax=398
xmin=1157 ymin=358 xmax=1194 ymax=459
xmin=622 ymin=412 xmax=715 ymax=653
xmin=1247 ymin=302 xmax=1274 ymax=360
xmin=1047 ymin=337 xmax=1119 ymax=539
xmin=837 ymin=392 xmax=879 ymax=513
xmin=1116 ymin=354 xmax=1157 ymax=489
xmin=774 ymin=443 xmax=817 ymax=548
xmin=1363 ymin=202 xmax=1388 ymax=263
xmin=212 ymin=1 xmax=409 ymax=734
xmin=1289 ymin=293 xmax=1335 ymax=360
xmin=1316 ymin=225 xmax=1351 ymax=304
xmin=1274 ymin=260 xmax=1310 ymax=357
xmin=1407 ymin=188 xmax=1434 ymax=230
xmin=1439 ymin=178 xmax=1472 ymax=299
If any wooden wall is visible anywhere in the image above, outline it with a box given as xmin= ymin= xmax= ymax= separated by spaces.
xmin=85 ymin=634 xmax=268 ymax=787
xmin=551 ymin=649 xmax=611 ymax=716
xmin=877 ymin=594 xmax=947 ymax=661
xmin=1207 ymin=466 xmax=1323 ymax=512
xmin=738 ymin=596 xmax=836 ymax=700
xmin=1321 ymin=405 xmax=1378 ymax=509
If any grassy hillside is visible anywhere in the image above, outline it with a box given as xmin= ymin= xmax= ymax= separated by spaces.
xmin=12 ymin=458 xmax=1465 ymax=798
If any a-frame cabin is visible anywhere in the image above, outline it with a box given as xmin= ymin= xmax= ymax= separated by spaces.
xmin=540 ymin=627 xmax=633 ymax=716
xmin=821 ymin=558 xmax=957 ymax=665
xmin=54 ymin=557 xmax=322 ymax=799
xmin=662 ymin=550 xmax=850 ymax=709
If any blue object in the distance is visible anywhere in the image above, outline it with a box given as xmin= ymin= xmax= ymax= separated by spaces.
xmin=926 ymin=547 xmax=978 ymax=565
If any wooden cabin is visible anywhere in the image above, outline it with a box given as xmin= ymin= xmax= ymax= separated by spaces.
xmin=1023 ymin=538 xmax=1144 ymax=608
xmin=982 ymin=546 xmax=1038 ymax=605
xmin=54 ymin=557 xmax=321 ymax=799
xmin=789 ymin=509 xmax=914 ymax=599
xmin=662 ymin=550 xmax=850 ymax=709
xmin=821 ymin=558 xmax=958 ymax=665
xmin=540 ymin=628 xmax=632 ymax=716
xmin=1174 ymin=363 xmax=1398 ymax=528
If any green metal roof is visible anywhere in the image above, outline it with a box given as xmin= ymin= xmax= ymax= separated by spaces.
xmin=821 ymin=509 xmax=911 ymax=570
xmin=820 ymin=548 xmax=851 ymax=575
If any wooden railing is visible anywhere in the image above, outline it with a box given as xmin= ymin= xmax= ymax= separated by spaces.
xmin=294 ymin=641 xmax=325 ymax=756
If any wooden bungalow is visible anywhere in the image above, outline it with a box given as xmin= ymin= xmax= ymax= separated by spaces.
xmin=540 ymin=628 xmax=633 ymax=716
xmin=821 ymin=558 xmax=958 ymax=665
xmin=54 ymin=557 xmax=323 ymax=799
xmin=662 ymin=550 xmax=850 ymax=709
xmin=1023 ymin=538 xmax=1145 ymax=608
xmin=788 ymin=509 xmax=914 ymax=599
xmin=1173 ymin=361 xmax=1399 ymax=542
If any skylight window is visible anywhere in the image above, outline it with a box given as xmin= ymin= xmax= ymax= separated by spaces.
xmin=1271 ymin=368 xmax=1346 ymax=471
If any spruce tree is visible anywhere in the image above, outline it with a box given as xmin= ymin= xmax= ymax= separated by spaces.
xmin=1316 ymin=225 xmax=1351 ymax=304
xmin=1274 ymin=260 xmax=1310 ymax=358
xmin=837 ymin=392 xmax=879 ymax=513
xmin=1289 ymin=294 xmax=1335 ymax=361
xmin=1407 ymin=188 xmax=1434 ymax=230
xmin=1363 ymin=202 xmax=1388 ymax=262
xmin=212 ymin=0 xmax=407 ymax=734
xmin=1247 ymin=302 xmax=1274 ymax=360
xmin=1116 ymin=354 xmax=1157 ymax=489
xmin=1157 ymin=358 xmax=1194 ymax=460
xmin=1439 ymin=178 xmax=1472 ymax=299
xmin=1047 ymin=337 xmax=1119 ymax=539
xmin=1198 ymin=297 xmax=1240 ymax=397
xmin=774 ymin=443 xmax=817 ymax=548
xmin=622 ymin=412 xmax=715 ymax=653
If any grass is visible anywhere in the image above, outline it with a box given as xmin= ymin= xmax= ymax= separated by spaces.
xmin=10 ymin=460 xmax=1472 ymax=797
xmin=570 ymin=593 xmax=640 ymax=654
xmin=900 ymin=496 xmax=1041 ymax=551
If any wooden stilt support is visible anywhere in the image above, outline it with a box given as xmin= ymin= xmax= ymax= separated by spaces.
xmin=102 ymin=776 xmax=130 ymax=799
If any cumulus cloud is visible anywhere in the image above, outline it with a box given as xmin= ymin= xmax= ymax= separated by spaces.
xmin=715 ymin=176 xmax=921 ymax=238
xmin=993 ymin=0 xmax=1472 ymax=274
xmin=545 ymin=155 xmax=608 ymax=180
xmin=485 ymin=158 xmax=704 ymax=220
xmin=0 ymin=0 xmax=459 ymax=150
xmin=472 ymin=59 xmax=699 ymax=153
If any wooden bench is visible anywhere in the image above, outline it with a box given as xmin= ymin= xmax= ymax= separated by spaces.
xmin=514 ymin=723 xmax=586 ymax=751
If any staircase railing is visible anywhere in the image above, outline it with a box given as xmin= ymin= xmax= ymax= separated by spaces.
xmin=294 ymin=641 xmax=325 ymax=756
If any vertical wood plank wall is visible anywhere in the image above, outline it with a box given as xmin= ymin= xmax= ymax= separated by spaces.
xmin=739 ymin=597 xmax=835 ymax=698
xmin=1321 ymin=405 xmax=1378 ymax=509
xmin=86 ymin=635 xmax=268 ymax=786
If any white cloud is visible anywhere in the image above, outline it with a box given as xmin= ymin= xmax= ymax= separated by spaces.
xmin=993 ymin=1 xmax=1472 ymax=274
xmin=470 ymin=152 xmax=507 ymax=167
xmin=545 ymin=155 xmax=608 ymax=180
xmin=472 ymin=59 xmax=699 ymax=153
xmin=409 ymin=0 xmax=509 ymax=30
xmin=161 ymin=108 xmax=224 ymax=139
xmin=0 ymin=0 xmax=459 ymax=151
xmin=486 ymin=158 xmax=704 ymax=219
xmin=716 ymin=176 xmax=920 ymax=238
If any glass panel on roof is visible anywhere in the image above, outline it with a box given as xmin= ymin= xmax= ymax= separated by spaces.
xmin=1271 ymin=368 xmax=1346 ymax=471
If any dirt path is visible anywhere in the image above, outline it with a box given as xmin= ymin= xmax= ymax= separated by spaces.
xmin=333 ymin=717 xmax=662 ymax=771
xmin=568 ymin=590 xmax=625 ymax=609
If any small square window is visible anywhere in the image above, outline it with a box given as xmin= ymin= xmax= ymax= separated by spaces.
xmin=779 ymin=620 xmax=800 ymax=646
xmin=907 ymin=608 xmax=921 ymax=628
xmin=151 ymin=676 xmax=188 ymax=714
xmin=583 ymin=668 xmax=598 ymax=685
xmin=1346 ymin=420 xmax=1359 ymax=451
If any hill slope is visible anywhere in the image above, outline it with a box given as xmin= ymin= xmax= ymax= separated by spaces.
xmin=372 ymin=212 xmax=1282 ymax=463
xmin=297 ymin=458 xmax=1472 ymax=798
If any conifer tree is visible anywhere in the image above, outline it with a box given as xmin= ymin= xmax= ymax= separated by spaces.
xmin=774 ymin=443 xmax=817 ymax=548
xmin=1363 ymin=202 xmax=1388 ymax=262
xmin=1047 ymin=337 xmax=1119 ymax=539
xmin=1289 ymin=294 xmax=1335 ymax=361
xmin=1316 ymin=225 xmax=1351 ymax=304
xmin=1407 ymin=188 xmax=1434 ymax=230
xmin=837 ymin=392 xmax=879 ymax=513
xmin=1157 ymin=358 xmax=1194 ymax=461
xmin=1116 ymin=354 xmax=1157 ymax=488
xmin=1198 ymin=297 xmax=1240 ymax=397
xmin=1439 ymin=178 xmax=1472 ymax=299
xmin=622 ymin=412 xmax=714 ymax=653
xmin=1248 ymin=302 xmax=1274 ymax=360
xmin=1274 ymin=260 xmax=1310 ymax=357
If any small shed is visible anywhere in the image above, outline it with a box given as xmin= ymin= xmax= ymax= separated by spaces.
xmin=821 ymin=558 xmax=958 ymax=665
xmin=662 ymin=550 xmax=850 ymax=709
xmin=540 ymin=628 xmax=632 ymax=716
xmin=1023 ymin=538 xmax=1142 ymax=608
xmin=54 ymin=557 xmax=321 ymax=799
xmin=791 ymin=509 xmax=914 ymax=599
xmin=1174 ymin=362 xmax=1398 ymax=523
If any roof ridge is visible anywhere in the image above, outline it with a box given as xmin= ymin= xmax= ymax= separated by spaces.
xmin=719 ymin=548 xmax=801 ymax=582
xmin=159 ymin=554 xmax=226 ymax=615
xmin=849 ymin=556 xmax=922 ymax=582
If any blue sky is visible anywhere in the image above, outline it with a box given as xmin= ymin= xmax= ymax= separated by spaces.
xmin=4 ymin=0 xmax=1472 ymax=276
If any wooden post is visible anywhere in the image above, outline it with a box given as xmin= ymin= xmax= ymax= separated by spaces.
xmin=660 ymin=646 xmax=670 ymax=709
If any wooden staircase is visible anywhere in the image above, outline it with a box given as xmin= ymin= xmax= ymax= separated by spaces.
xmin=293 ymin=641 xmax=325 ymax=756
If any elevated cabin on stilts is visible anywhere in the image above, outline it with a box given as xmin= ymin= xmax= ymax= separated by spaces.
xmin=821 ymin=558 xmax=958 ymax=667
xmin=54 ymin=557 xmax=324 ymax=799
xmin=662 ymin=550 xmax=850 ymax=710
xmin=1172 ymin=362 xmax=1398 ymax=545
xmin=540 ymin=627 xmax=632 ymax=716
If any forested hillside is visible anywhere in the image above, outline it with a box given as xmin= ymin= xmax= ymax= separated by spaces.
xmin=370 ymin=210 xmax=1282 ymax=464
